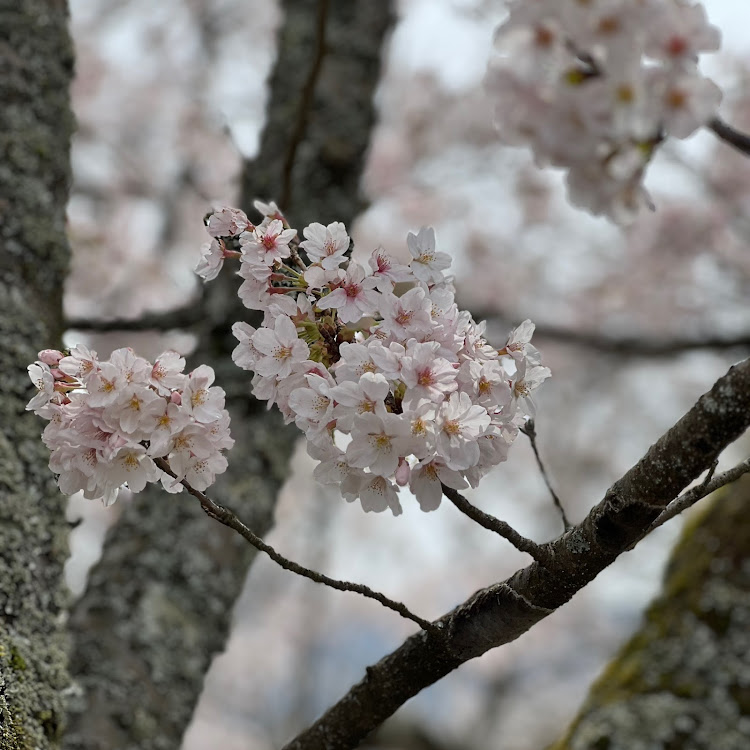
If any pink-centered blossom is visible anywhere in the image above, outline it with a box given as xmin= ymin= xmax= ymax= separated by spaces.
xmin=368 ymin=247 xmax=412 ymax=290
xmin=379 ymin=287 xmax=432 ymax=339
xmin=317 ymin=262 xmax=380 ymax=324
xmin=242 ymin=219 xmax=296 ymax=265
xmin=400 ymin=341 xmax=458 ymax=407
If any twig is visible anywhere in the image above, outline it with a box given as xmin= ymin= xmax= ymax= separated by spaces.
xmin=154 ymin=458 xmax=439 ymax=634
xmin=709 ymin=116 xmax=750 ymax=157
xmin=472 ymin=307 xmax=750 ymax=357
xmin=280 ymin=0 xmax=330 ymax=209
xmin=520 ymin=419 xmax=571 ymax=531
xmin=645 ymin=457 xmax=750 ymax=536
xmin=441 ymin=485 xmax=552 ymax=566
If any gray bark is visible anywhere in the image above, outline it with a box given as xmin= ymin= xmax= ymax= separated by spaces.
xmin=550 ymin=478 xmax=750 ymax=750
xmin=0 ymin=0 xmax=75 ymax=747
xmin=62 ymin=2 xmax=394 ymax=748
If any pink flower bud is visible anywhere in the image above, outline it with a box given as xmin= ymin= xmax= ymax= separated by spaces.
xmin=38 ymin=349 xmax=63 ymax=366
xmin=395 ymin=458 xmax=411 ymax=487
xmin=170 ymin=391 xmax=182 ymax=405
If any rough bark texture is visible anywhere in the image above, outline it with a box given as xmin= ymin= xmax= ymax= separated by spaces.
xmin=283 ymin=358 xmax=750 ymax=750
xmin=549 ymin=479 xmax=750 ymax=750
xmin=62 ymin=2 xmax=394 ymax=748
xmin=240 ymin=0 xmax=394 ymax=228
xmin=0 ymin=0 xmax=75 ymax=747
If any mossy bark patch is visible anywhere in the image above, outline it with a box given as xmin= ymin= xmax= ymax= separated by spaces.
xmin=550 ymin=480 xmax=750 ymax=750
xmin=0 ymin=1 xmax=75 ymax=747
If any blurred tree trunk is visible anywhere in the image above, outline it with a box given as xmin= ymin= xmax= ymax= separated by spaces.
xmin=0 ymin=0 xmax=75 ymax=747
xmin=550 ymin=479 xmax=750 ymax=750
xmin=63 ymin=2 xmax=394 ymax=749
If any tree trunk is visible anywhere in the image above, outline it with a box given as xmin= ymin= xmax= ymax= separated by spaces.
xmin=0 ymin=0 xmax=75 ymax=746
xmin=63 ymin=2 xmax=394 ymax=748
xmin=550 ymin=479 xmax=750 ymax=750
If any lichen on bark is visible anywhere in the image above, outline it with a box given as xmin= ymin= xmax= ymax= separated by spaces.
xmin=550 ymin=479 xmax=750 ymax=750
xmin=0 ymin=0 xmax=76 ymax=747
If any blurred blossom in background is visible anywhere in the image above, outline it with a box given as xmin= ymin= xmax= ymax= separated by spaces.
xmin=64 ymin=1 xmax=750 ymax=748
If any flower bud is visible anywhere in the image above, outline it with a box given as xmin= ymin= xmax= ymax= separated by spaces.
xmin=38 ymin=349 xmax=63 ymax=366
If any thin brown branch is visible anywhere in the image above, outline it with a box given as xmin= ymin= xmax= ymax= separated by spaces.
xmin=154 ymin=458 xmax=439 ymax=634
xmin=472 ymin=307 xmax=750 ymax=357
xmin=709 ymin=116 xmax=750 ymax=157
xmin=520 ymin=419 xmax=571 ymax=530
xmin=441 ymin=485 xmax=553 ymax=566
xmin=280 ymin=0 xmax=330 ymax=209
xmin=283 ymin=357 xmax=750 ymax=750
xmin=646 ymin=457 xmax=750 ymax=535
xmin=64 ymin=293 xmax=204 ymax=333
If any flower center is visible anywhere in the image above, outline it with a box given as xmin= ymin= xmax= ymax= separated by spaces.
xmin=443 ymin=420 xmax=461 ymax=437
xmin=372 ymin=434 xmax=392 ymax=450
xmin=396 ymin=310 xmax=413 ymax=327
xmin=417 ymin=369 xmax=434 ymax=387
xmin=345 ymin=282 xmax=361 ymax=299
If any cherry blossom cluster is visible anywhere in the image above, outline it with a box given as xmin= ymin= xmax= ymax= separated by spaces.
xmin=198 ymin=202 xmax=550 ymax=515
xmin=26 ymin=346 xmax=233 ymax=506
xmin=485 ymin=0 xmax=722 ymax=222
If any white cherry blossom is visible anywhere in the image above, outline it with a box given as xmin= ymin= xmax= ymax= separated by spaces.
xmin=436 ymin=391 xmax=491 ymax=471
xmin=409 ymin=459 xmax=468 ymax=512
xmin=346 ymin=411 xmax=411 ymax=478
xmin=406 ymin=226 xmax=452 ymax=284
xmin=317 ymin=262 xmax=380 ymax=324
xmin=241 ymin=219 xmax=296 ymax=265
xmin=486 ymin=0 xmax=722 ymax=222
xmin=26 ymin=362 xmax=56 ymax=412
xmin=207 ymin=206 xmax=250 ymax=238
xmin=300 ymin=221 xmax=350 ymax=270
xmin=252 ymin=315 xmax=309 ymax=379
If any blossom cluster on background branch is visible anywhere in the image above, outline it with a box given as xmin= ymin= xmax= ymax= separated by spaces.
xmin=486 ymin=0 xmax=721 ymax=222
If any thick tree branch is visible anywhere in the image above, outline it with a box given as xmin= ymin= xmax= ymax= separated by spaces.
xmin=283 ymin=357 xmax=750 ymax=750
xmin=154 ymin=459 xmax=438 ymax=634
xmin=280 ymin=0 xmax=329 ymax=209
